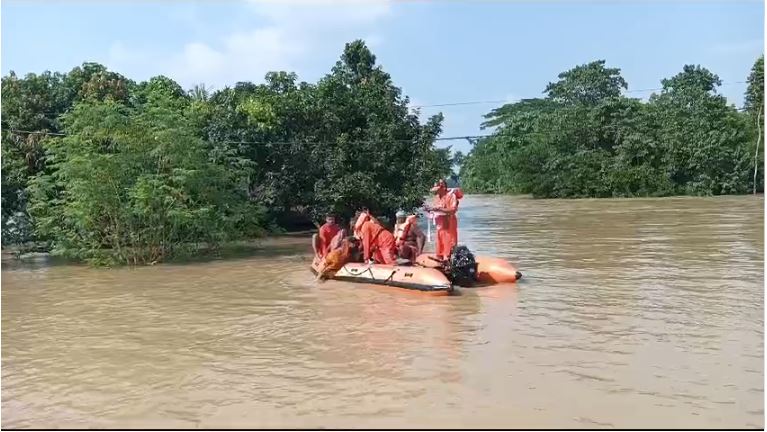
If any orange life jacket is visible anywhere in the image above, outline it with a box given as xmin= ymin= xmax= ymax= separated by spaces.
xmin=319 ymin=239 xmax=353 ymax=278
xmin=394 ymin=215 xmax=418 ymax=246
xmin=449 ymin=188 xmax=464 ymax=200
xmin=353 ymin=212 xmax=370 ymax=239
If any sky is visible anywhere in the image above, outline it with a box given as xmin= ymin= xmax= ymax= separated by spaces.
xmin=2 ymin=0 xmax=764 ymax=154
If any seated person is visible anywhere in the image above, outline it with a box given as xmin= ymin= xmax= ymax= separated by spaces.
xmin=328 ymin=225 xmax=349 ymax=252
xmin=393 ymin=210 xmax=425 ymax=262
xmin=346 ymin=236 xmax=363 ymax=263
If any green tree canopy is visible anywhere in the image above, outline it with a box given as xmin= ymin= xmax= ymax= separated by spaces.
xmin=461 ymin=59 xmax=762 ymax=198
xmin=544 ymin=60 xmax=628 ymax=105
xmin=2 ymin=40 xmax=455 ymax=260
xmin=27 ymin=95 xmax=260 ymax=265
xmin=745 ymin=55 xmax=764 ymax=116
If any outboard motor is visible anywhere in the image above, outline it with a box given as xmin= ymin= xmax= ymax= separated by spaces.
xmin=445 ymin=245 xmax=478 ymax=286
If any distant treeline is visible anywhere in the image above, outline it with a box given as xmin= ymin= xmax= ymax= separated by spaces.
xmin=459 ymin=57 xmax=765 ymax=198
xmin=1 ymin=40 xmax=455 ymax=264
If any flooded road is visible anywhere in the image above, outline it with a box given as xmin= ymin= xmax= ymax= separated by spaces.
xmin=2 ymin=195 xmax=763 ymax=429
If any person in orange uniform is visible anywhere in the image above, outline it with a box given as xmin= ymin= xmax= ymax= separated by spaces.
xmin=393 ymin=210 xmax=425 ymax=262
xmin=315 ymin=236 xmax=356 ymax=280
xmin=353 ymin=211 xmax=397 ymax=265
xmin=426 ymin=179 xmax=459 ymax=260
xmin=312 ymin=213 xmax=341 ymax=258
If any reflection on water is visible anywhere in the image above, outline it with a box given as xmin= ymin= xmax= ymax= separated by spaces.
xmin=2 ymin=195 xmax=763 ymax=428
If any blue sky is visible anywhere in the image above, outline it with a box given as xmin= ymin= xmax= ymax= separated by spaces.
xmin=2 ymin=0 xmax=764 ymax=154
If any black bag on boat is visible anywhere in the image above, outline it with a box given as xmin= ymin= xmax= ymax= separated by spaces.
xmin=446 ymin=245 xmax=478 ymax=286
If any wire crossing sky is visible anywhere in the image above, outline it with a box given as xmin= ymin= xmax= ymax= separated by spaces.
xmin=2 ymin=0 xmax=764 ymax=153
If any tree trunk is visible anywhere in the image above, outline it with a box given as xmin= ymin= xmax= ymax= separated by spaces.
xmin=754 ymin=105 xmax=763 ymax=195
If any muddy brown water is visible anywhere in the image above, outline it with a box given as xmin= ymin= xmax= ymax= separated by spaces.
xmin=2 ymin=195 xmax=763 ymax=429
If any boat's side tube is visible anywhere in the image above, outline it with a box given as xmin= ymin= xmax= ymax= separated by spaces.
xmin=475 ymin=256 xmax=522 ymax=283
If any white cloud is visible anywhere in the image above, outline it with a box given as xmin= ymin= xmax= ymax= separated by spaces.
xmin=105 ymin=0 xmax=393 ymax=89
xmin=166 ymin=27 xmax=307 ymax=87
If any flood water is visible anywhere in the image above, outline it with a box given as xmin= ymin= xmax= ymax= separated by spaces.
xmin=2 ymin=195 xmax=764 ymax=429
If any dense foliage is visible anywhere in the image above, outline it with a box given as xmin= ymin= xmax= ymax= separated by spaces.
xmin=1 ymin=40 xmax=452 ymax=263
xmin=460 ymin=58 xmax=765 ymax=198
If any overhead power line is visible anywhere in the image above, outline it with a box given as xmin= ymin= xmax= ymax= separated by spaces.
xmin=410 ymin=81 xmax=748 ymax=109
xmin=6 ymin=103 xmax=752 ymax=146
xmin=5 ymin=79 xmax=753 ymax=146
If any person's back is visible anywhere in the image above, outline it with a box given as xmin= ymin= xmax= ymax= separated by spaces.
xmin=355 ymin=212 xmax=396 ymax=264
xmin=393 ymin=212 xmax=423 ymax=261
xmin=410 ymin=223 xmax=426 ymax=255
xmin=317 ymin=238 xmax=354 ymax=279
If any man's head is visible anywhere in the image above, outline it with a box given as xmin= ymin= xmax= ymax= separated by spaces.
xmin=325 ymin=214 xmax=337 ymax=225
xmin=395 ymin=210 xmax=407 ymax=224
xmin=430 ymin=179 xmax=448 ymax=195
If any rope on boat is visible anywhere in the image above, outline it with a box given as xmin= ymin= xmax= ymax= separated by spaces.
xmin=383 ymin=270 xmax=396 ymax=284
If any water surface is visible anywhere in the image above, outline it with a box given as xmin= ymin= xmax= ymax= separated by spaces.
xmin=2 ymin=195 xmax=763 ymax=428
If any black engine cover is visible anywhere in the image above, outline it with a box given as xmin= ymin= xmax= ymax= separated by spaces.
xmin=446 ymin=245 xmax=479 ymax=286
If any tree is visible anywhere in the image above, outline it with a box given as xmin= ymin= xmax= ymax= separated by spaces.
xmin=745 ymin=56 xmax=764 ymax=193
xmin=1 ymin=71 xmax=68 ymax=244
xmin=745 ymin=56 xmax=764 ymax=115
xmin=64 ymin=62 xmax=134 ymax=103
xmin=133 ymin=75 xmax=188 ymax=107
xmin=649 ymin=65 xmax=751 ymax=195
xmin=189 ymin=83 xmax=212 ymax=102
xmin=4 ymin=41 xmax=454 ymax=259
xmin=1 ymin=63 xmax=139 ymax=245
xmin=198 ymin=40 xmax=451 ymax=224
xmin=451 ymin=150 xmax=465 ymax=180
xmin=481 ymin=98 xmax=559 ymax=129
xmin=461 ymin=60 xmax=759 ymax=198
xmin=310 ymin=40 xmax=450 ymax=221
xmin=27 ymin=95 xmax=260 ymax=265
xmin=544 ymin=60 xmax=628 ymax=105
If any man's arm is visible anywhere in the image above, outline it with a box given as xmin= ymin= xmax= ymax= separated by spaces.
xmin=415 ymin=228 xmax=426 ymax=255
xmin=442 ymin=194 xmax=458 ymax=214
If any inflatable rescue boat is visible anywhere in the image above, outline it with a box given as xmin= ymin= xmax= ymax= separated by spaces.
xmin=415 ymin=253 xmax=522 ymax=285
xmin=310 ymin=256 xmax=454 ymax=296
xmin=310 ymin=250 xmax=521 ymax=295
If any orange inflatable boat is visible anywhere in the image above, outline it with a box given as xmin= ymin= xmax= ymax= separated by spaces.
xmin=311 ymin=251 xmax=521 ymax=295
xmin=310 ymin=256 xmax=454 ymax=296
xmin=415 ymin=254 xmax=522 ymax=285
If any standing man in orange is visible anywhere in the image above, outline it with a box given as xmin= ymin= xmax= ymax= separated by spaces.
xmin=353 ymin=211 xmax=397 ymax=265
xmin=426 ymin=179 xmax=460 ymax=260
